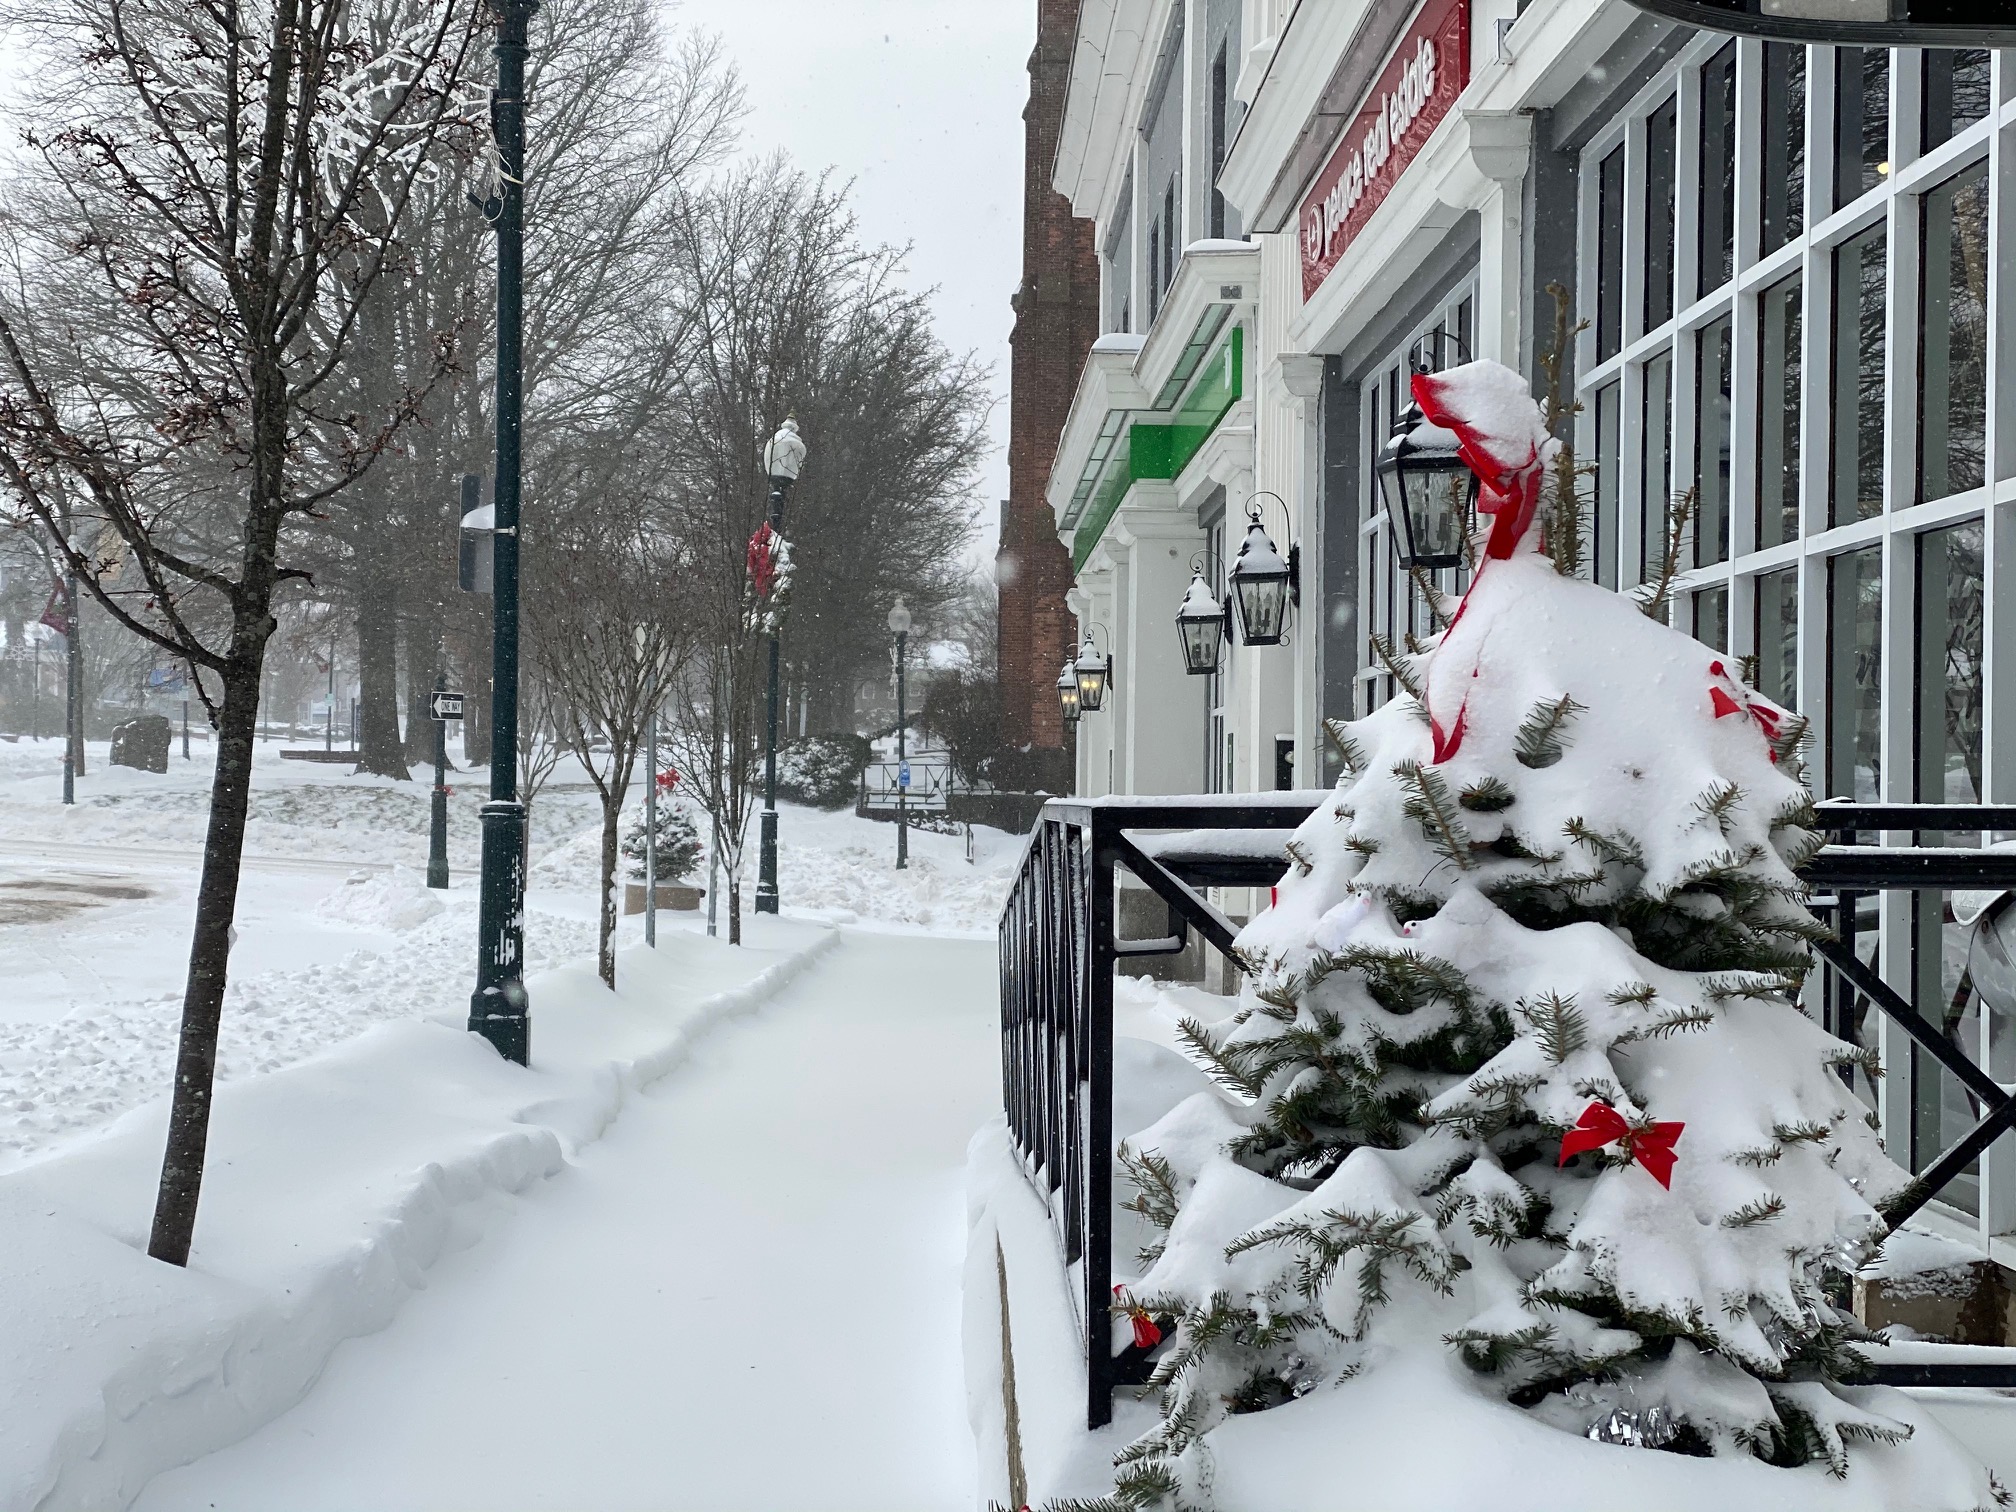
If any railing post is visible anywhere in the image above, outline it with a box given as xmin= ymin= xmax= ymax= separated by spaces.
xmin=1085 ymin=810 xmax=1116 ymax=1430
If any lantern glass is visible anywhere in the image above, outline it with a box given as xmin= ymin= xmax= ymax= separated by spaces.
xmin=1075 ymin=639 xmax=1109 ymax=712
xmin=1056 ymin=662 xmax=1081 ymax=724
xmin=1228 ymin=519 xmax=1291 ymax=647
xmin=1376 ymin=405 xmax=1474 ymax=569
xmin=1175 ymin=574 xmax=1226 ymax=676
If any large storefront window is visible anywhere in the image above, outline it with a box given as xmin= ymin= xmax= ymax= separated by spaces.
xmin=1644 ymin=98 xmax=1677 ymax=330
xmin=1834 ymin=47 xmax=1890 ymax=209
xmin=1830 ymin=223 xmax=1885 ymax=525
xmin=1597 ymin=146 xmax=1624 ymax=362
xmin=1754 ymin=567 xmax=1797 ymax=710
xmin=1827 ymin=546 xmax=1881 ymax=801
xmin=1912 ymin=521 xmax=1986 ymax=1211
xmin=1761 ymin=42 xmax=1805 ymax=255
xmin=1640 ymin=350 xmax=1673 ymax=586
xmin=1758 ymin=276 xmax=1801 ymax=549
xmin=1594 ymin=381 xmax=1620 ymax=589
xmin=1917 ymin=521 xmax=1984 ymax=807
xmin=1923 ymin=49 xmax=1991 ymax=151
xmin=1698 ymin=44 xmax=1737 ymax=298
xmin=1920 ymin=161 xmax=1989 ymax=503
xmin=1695 ymin=315 xmax=1732 ymax=566
xmin=1565 ymin=35 xmax=2009 ymax=1235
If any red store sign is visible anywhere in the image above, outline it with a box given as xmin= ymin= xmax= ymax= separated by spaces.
xmin=1298 ymin=0 xmax=1471 ymax=302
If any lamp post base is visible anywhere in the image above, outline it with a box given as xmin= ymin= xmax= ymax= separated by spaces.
xmin=469 ymin=798 xmax=528 ymax=1063
xmin=755 ymin=806 xmax=780 ymax=914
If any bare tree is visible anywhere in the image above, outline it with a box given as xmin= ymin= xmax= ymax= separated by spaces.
xmin=0 ymin=0 xmax=481 ymax=1264
xmin=528 ymin=493 xmax=692 ymax=985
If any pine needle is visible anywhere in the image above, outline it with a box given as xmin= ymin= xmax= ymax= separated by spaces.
xmin=1514 ymin=694 xmax=1584 ymax=770
xmin=1721 ymin=1194 xmax=1788 ymax=1228
xmin=1694 ymin=780 xmax=1744 ymax=836
xmin=1393 ymin=758 xmax=1476 ymax=871
xmin=1520 ymin=992 xmax=1587 ymax=1064
xmin=1459 ymin=776 xmax=1517 ymax=813
xmin=1370 ymin=634 xmax=1425 ymax=701
xmin=1323 ymin=718 xmax=1368 ymax=775
xmin=1565 ymin=816 xmax=1645 ymax=869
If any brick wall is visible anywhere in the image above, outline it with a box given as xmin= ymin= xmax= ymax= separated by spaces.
xmin=995 ymin=0 xmax=1100 ymax=791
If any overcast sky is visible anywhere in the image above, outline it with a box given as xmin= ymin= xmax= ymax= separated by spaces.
xmin=672 ymin=0 xmax=1035 ymax=571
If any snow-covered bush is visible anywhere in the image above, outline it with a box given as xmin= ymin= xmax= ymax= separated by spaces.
xmin=620 ymin=800 xmax=701 ymax=882
xmin=777 ymin=733 xmax=870 ymax=810
xmin=1095 ymin=363 xmax=2000 ymax=1510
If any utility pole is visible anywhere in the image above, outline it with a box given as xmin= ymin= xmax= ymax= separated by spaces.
xmin=754 ymin=420 xmax=806 ymax=916
xmin=468 ymin=0 xmax=535 ymax=1064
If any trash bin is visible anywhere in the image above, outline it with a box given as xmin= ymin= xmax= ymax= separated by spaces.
xmin=110 ymin=714 xmax=173 ymax=773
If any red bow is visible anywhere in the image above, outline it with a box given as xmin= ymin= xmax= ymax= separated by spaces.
xmin=1707 ymin=661 xmax=1786 ymax=760
xmin=747 ymin=522 xmax=778 ymax=599
xmin=1557 ymin=1102 xmax=1685 ymax=1188
xmin=655 ymin=769 xmax=679 ymax=792
xmin=1114 ymin=1286 xmax=1163 ymax=1351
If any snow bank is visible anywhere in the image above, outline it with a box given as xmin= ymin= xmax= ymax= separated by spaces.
xmin=0 ymin=922 xmax=837 ymax=1511
xmin=313 ymin=866 xmax=445 ymax=931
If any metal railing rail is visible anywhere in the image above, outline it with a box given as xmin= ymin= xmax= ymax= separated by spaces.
xmin=999 ymin=795 xmax=2016 ymax=1428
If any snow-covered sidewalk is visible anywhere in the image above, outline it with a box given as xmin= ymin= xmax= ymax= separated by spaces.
xmin=131 ymin=932 xmax=999 ymax=1512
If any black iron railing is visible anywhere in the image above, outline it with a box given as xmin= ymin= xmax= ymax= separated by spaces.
xmin=999 ymin=796 xmax=2016 ymax=1428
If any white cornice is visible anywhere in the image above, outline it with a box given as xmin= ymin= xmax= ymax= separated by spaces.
xmin=1132 ymin=241 xmax=1261 ymax=401
xmin=1054 ymin=0 xmax=1168 ymax=220
xmin=1045 ymin=346 xmax=1152 ymax=528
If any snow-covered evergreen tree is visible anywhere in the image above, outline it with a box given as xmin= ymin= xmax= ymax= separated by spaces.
xmin=1095 ymin=362 xmax=2002 ymax=1510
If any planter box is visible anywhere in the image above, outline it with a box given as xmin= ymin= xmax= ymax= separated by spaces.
xmin=623 ymin=882 xmax=703 ymax=915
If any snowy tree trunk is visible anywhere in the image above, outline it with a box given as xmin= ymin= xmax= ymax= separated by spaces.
xmin=353 ymin=568 xmax=408 ymax=779
xmin=596 ymin=796 xmax=621 ymax=989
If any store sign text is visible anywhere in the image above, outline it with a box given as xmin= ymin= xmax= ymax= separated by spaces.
xmin=1299 ymin=0 xmax=1470 ymax=301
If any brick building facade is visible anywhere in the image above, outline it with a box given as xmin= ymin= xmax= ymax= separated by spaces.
xmin=994 ymin=0 xmax=1099 ymax=792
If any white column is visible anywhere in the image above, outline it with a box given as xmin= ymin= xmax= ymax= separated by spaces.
xmin=1115 ymin=500 xmax=1209 ymax=795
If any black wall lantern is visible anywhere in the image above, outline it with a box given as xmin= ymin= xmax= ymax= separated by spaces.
xmin=1227 ymin=501 xmax=1298 ymax=648
xmin=1056 ymin=658 xmax=1081 ymax=724
xmin=1375 ymin=402 xmax=1476 ymax=570
xmin=1375 ymin=332 xmax=1479 ymax=571
xmin=1074 ymin=631 xmax=1111 ymax=713
xmin=1175 ymin=565 xmax=1229 ymax=676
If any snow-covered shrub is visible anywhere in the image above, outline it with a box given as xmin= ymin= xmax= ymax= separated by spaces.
xmin=620 ymin=801 xmax=701 ymax=882
xmin=1094 ymin=362 xmax=2001 ymax=1510
xmin=777 ymin=733 xmax=870 ymax=810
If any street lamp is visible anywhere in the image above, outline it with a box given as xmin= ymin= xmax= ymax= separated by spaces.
xmin=1175 ymin=559 xmax=1229 ymax=676
xmin=1074 ymin=631 xmax=1111 ymax=713
xmin=1227 ymin=506 xmax=1297 ymax=646
xmin=1056 ymin=659 xmax=1081 ymax=725
xmin=1375 ymin=400 xmax=1476 ymax=570
xmin=889 ymin=596 xmax=912 ymax=871
xmin=756 ymin=417 xmax=806 ymax=918
xmin=467 ymin=0 xmax=538 ymax=1067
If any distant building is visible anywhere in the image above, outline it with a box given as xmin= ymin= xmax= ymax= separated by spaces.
xmin=995 ymin=0 xmax=1101 ymax=793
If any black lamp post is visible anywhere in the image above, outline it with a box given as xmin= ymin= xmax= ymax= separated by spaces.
xmin=889 ymin=596 xmax=911 ymax=871
xmin=467 ymin=0 xmax=537 ymax=1066
xmin=1073 ymin=631 xmax=1110 ymax=713
xmin=1175 ymin=562 xmax=1228 ymax=676
xmin=1375 ymin=400 xmax=1476 ymax=570
xmin=1056 ymin=659 xmax=1081 ymax=725
xmin=755 ymin=418 xmax=806 ymax=918
xmin=1227 ymin=508 xmax=1296 ymax=646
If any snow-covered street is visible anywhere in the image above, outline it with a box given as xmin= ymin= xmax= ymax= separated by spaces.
xmin=129 ymin=931 xmax=997 ymax=1511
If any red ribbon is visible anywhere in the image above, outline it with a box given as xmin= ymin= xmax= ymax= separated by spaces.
xmin=1114 ymin=1286 xmax=1163 ymax=1351
xmin=747 ymin=522 xmax=778 ymax=599
xmin=1557 ymin=1101 xmax=1685 ymax=1189
xmin=1707 ymin=660 xmax=1787 ymax=761
xmin=655 ymin=769 xmax=679 ymax=792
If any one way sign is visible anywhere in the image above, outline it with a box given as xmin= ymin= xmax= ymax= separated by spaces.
xmin=429 ymin=690 xmax=466 ymax=721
